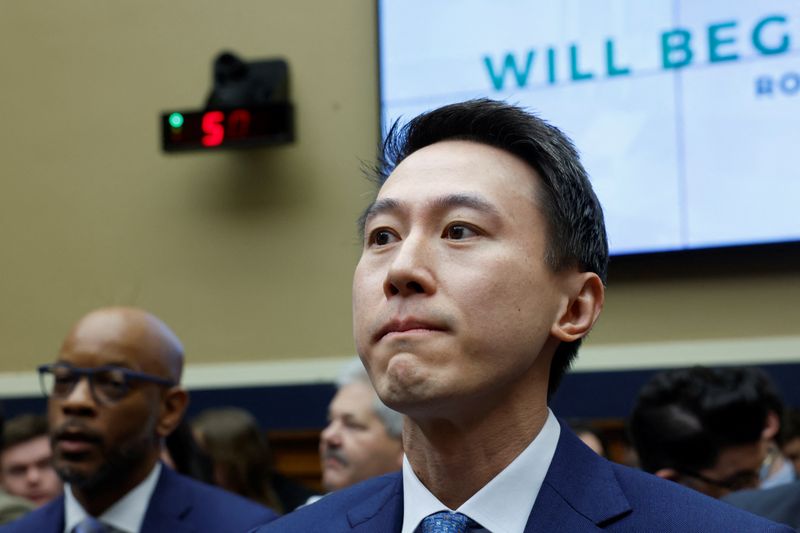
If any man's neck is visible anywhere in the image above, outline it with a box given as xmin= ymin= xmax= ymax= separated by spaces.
xmin=73 ymin=457 xmax=158 ymax=517
xmin=403 ymin=394 xmax=549 ymax=509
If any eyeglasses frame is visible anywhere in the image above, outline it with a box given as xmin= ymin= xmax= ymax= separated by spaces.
xmin=37 ymin=362 xmax=177 ymax=406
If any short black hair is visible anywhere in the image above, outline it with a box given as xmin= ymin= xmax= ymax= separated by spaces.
xmin=365 ymin=99 xmax=608 ymax=396
xmin=629 ymin=366 xmax=781 ymax=473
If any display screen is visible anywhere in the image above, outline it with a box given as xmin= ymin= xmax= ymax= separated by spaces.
xmin=378 ymin=0 xmax=800 ymax=256
xmin=161 ymin=103 xmax=293 ymax=152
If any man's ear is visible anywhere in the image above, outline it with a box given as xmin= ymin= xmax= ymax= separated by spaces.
xmin=551 ymin=271 xmax=604 ymax=342
xmin=157 ymin=387 xmax=189 ymax=438
xmin=763 ymin=411 xmax=780 ymax=440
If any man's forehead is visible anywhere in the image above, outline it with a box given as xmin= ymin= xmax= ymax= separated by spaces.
xmin=331 ymin=383 xmax=377 ymax=412
xmin=59 ymin=309 xmax=167 ymax=374
xmin=1 ymin=435 xmax=50 ymax=460
xmin=375 ymin=140 xmax=540 ymax=206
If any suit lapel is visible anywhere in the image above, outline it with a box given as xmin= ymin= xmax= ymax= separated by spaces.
xmin=340 ymin=422 xmax=630 ymax=532
xmin=526 ymin=421 xmax=631 ymax=532
xmin=141 ymin=466 xmax=196 ymax=533
xmin=38 ymin=495 xmax=67 ymax=533
xmin=346 ymin=473 xmax=403 ymax=532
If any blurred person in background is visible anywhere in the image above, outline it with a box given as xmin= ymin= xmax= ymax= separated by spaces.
xmin=161 ymin=419 xmax=215 ymax=485
xmin=318 ymin=357 xmax=403 ymax=495
xmin=753 ymin=374 xmax=795 ymax=490
xmin=723 ymin=477 xmax=800 ymax=529
xmin=629 ymin=366 xmax=787 ymax=499
xmin=0 ymin=409 xmax=33 ymax=525
xmin=1 ymin=306 xmax=277 ymax=532
xmin=569 ymin=422 xmax=607 ymax=458
xmin=0 ymin=415 xmax=61 ymax=507
xmin=721 ymin=408 xmax=800 ymax=529
xmin=192 ymin=407 xmax=316 ymax=513
xmin=778 ymin=408 xmax=800 ymax=478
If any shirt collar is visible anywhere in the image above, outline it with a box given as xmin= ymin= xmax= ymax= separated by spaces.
xmin=64 ymin=462 xmax=162 ymax=533
xmin=402 ymin=409 xmax=560 ymax=533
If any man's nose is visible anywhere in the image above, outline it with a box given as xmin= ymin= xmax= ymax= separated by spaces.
xmin=383 ymin=234 xmax=436 ymax=298
xmin=25 ymin=466 xmax=41 ymax=484
xmin=60 ymin=377 xmax=98 ymax=415
xmin=320 ymin=421 xmax=342 ymax=446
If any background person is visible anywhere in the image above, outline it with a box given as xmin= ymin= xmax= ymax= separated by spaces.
xmin=779 ymin=409 xmax=800 ymax=478
xmin=318 ymin=357 xmax=403 ymax=495
xmin=0 ymin=410 xmax=33 ymax=525
xmin=161 ymin=419 xmax=215 ymax=485
xmin=0 ymin=415 xmax=61 ymax=507
xmin=569 ymin=422 xmax=607 ymax=458
xmin=192 ymin=407 xmax=316 ymax=513
xmin=629 ymin=366 xmax=785 ymax=498
xmin=1 ymin=306 xmax=277 ymax=532
xmin=721 ymin=409 xmax=800 ymax=528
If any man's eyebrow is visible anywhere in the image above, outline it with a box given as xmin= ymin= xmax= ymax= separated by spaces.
xmin=430 ymin=194 xmax=501 ymax=218
xmin=360 ymin=194 xmax=499 ymax=227
xmin=361 ymin=198 xmax=401 ymax=226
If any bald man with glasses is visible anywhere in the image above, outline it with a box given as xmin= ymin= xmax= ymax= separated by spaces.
xmin=2 ymin=307 xmax=277 ymax=533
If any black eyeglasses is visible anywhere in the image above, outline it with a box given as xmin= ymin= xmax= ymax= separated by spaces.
xmin=37 ymin=363 xmax=176 ymax=406
xmin=677 ymin=468 xmax=760 ymax=492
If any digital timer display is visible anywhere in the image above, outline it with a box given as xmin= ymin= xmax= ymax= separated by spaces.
xmin=161 ymin=103 xmax=293 ymax=152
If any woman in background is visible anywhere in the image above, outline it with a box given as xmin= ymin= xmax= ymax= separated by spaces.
xmin=192 ymin=407 xmax=316 ymax=514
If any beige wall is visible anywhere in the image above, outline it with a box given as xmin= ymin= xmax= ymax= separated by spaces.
xmin=1 ymin=2 xmax=798 ymax=380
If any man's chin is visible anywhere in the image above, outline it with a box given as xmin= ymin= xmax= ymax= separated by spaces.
xmin=55 ymin=461 xmax=102 ymax=489
xmin=322 ymin=472 xmax=352 ymax=493
xmin=30 ymin=495 xmax=52 ymax=507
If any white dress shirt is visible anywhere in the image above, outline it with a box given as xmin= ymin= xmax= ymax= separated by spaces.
xmin=64 ymin=462 xmax=162 ymax=533
xmin=402 ymin=409 xmax=560 ymax=533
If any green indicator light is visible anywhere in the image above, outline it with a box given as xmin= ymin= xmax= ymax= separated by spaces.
xmin=168 ymin=113 xmax=184 ymax=129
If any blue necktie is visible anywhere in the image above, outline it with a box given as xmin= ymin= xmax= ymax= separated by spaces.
xmin=421 ymin=511 xmax=474 ymax=533
xmin=73 ymin=516 xmax=109 ymax=533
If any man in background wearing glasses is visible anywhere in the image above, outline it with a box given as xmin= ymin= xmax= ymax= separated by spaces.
xmin=629 ymin=366 xmax=789 ymax=499
xmin=1 ymin=306 xmax=277 ymax=533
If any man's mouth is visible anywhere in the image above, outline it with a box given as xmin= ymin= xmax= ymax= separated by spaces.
xmin=375 ymin=317 xmax=446 ymax=342
xmin=322 ymin=450 xmax=348 ymax=469
xmin=53 ymin=426 xmax=102 ymax=457
xmin=28 ymin=492 xmax=50 ymax=505
xmin=56 ymin=438 xmax=97 ymax=455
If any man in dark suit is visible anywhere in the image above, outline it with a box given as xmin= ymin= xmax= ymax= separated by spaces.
xmin=1 ymin=307 xmax=276 ymax=532
xmin=724 ymin=481 xmax=800 ymax=529
xmin=252 ymin=99 xmax=790 ymax=532
xmin=629 ymin=366 xmax=790 ymax=499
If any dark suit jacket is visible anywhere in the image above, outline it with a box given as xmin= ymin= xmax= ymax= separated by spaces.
xmin=724 ymin=480 xmax=800 ymax=529
xmin=0 ymin=465 xmax=277 ymax=533
xmin=252 ymin=422 xmax=792 ymax=532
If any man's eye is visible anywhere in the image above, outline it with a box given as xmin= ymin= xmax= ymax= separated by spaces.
xmin=54 ymin=374 xmax=74 ymax=385
xmin=7 ymin=466 xmax=25 ymax=477
xmin=369 ymin=229 xmax=398 ymax=246
xmin=53 ymin=369 xmax=76 ymax=385
xmin=444 ymin=224 xmax=478 ymax=240
xmin=96 ymin=371 xmax=126 ymax=390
